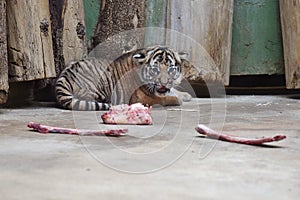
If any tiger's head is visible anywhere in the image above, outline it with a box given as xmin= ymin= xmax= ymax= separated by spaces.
xmin=133 ymin=46 xmax=187 ymax=96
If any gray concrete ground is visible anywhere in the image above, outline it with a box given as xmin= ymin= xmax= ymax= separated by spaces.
xmin=0 ymin=95 xmax=299 ymax=200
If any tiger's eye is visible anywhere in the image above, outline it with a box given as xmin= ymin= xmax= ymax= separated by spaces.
xmin=150 ymin=66 xmax=160 ymax=76
xmin=168 ymin=66 xmax=180 ymax=79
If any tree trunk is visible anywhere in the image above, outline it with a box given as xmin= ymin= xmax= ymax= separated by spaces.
xmin=0 ymin=0 xmax=8 ymax=104
xmin=6 ymin=0 xmax=56 ymax=82
xmin=91 ymin=0 xmax=146 ymax=59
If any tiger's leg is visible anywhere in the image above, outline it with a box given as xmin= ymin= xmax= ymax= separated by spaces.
xmin=171 ymin=88 xmax=192 ymax=102
xmin=130 ymin=88 xmax=181 ymax=106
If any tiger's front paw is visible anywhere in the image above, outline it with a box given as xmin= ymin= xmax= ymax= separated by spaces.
xmin=171 ymin=88 xmax=192 ymax=102
xmin=179 ymin=92 xmax=192 ymax=102
xmin=164 ymin=95 xmax=182 ymax=106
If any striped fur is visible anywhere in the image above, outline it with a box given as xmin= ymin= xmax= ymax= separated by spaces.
xmin=55 ymin=46 xmax=191 ymax=110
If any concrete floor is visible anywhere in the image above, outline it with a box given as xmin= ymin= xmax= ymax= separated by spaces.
xmin=0 ymin=95 xmax=299 ymax=200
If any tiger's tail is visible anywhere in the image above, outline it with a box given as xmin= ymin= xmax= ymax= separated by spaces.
xmin=55 ymin=78 xmax=110 ymax=111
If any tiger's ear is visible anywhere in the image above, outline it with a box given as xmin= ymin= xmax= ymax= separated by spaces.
xmin=133 ymin=53 xmax=147 ymax=64
xmin=178 ymin=51 xmax=189 ymax=60
xmin=133 ymin=49 xmax=155 ymax=64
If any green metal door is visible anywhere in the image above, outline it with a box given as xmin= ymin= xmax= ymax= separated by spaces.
xmin=230 ymin=0 xmax=284 ymax=75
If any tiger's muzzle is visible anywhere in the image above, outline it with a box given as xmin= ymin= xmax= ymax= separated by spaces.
xmin=156 ymin=86 xmax=170 ymax=94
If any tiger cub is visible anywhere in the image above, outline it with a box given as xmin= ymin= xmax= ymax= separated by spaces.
xmin=55 ymin=46 xmax=193 ymax=110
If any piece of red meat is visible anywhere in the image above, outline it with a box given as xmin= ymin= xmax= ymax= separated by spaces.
xmin=101 ymin=103 xmax=153 ymax=125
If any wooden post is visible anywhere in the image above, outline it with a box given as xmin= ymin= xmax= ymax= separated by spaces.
xmin=166 ymin=0 xmax=234 ymax=85
xmin=0 ymin=0 xmax=8 ymax=104
xmin=280 ymin=0 xmax=300 ymax=89
xmin=6 ymin=0 xmax=56 ymax=82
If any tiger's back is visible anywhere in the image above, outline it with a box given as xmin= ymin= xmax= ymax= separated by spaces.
xmin=55 ymin=51 xmax=142 ymax=110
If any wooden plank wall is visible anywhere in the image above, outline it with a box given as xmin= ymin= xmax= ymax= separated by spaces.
xmin=166 ymin=0 xmax=234 ymax=85
xmin=0 ymin=0 xmax=88 ymax=105
xmin=280 ymin=0 xmax=300 ymax=89
xmin=85 ymin=0 xmax=233 ymax=85
xmin=6 ymin=0 xmax=56 ymax=82
xmin=5 ymin=0 xmax=86 ymax=82
xmin=0 ymin=0 xmax=8 ymax=104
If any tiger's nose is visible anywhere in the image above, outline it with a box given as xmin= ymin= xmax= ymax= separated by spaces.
xmin=159 ymin=77 xmax=170 ymax=85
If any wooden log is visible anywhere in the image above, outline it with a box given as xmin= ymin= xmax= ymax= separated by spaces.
xmin=6 ymin=0 xmax=56 ymax=82
xmin=166 ymin=0 xmax=234 ymax=85
xmin=0 ymin=0 xmax=8 ymax=104
xmin=280 ymin=0 xmax=300 ymax=89
xmin=61 ymin=0 xmax=87 ymax=65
